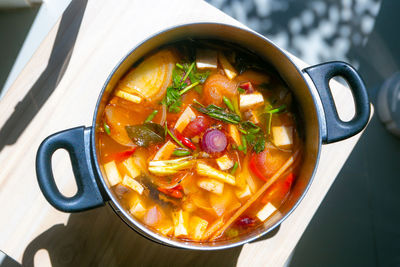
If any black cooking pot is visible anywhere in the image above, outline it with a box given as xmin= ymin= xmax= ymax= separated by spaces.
xmin=36 ymin=23 xmax=370 ymax=250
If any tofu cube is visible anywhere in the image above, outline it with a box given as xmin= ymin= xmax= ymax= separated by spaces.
xmin=256 ymin=202 xmax=277 ymax=222
xmin=153 ymin=140 xmax=177 ymax=160
xmin=216 ymin=155 xmax=234 ymax=170
xmin=122 ymin=175 xmax=144 ymax=195
xmin=272 ymin=126 xmax=293 ymax=148
xmin=218 ymin=52 xmax=237 ymax=80
xmin=172 ymin=210 xmax=189 ymax=237
xmin=239 ymin=92 xmax=264 ymax=110
xmin=235 ymin=185 xmax=252 ymax=199
xmin=196 ymin=49 xmax=218 ymax=69
xmin=122 ymin=157 xmax=141 ymax=179
xmin=104 ymin=160 xmax=122 ymax=186
xmin=174 ymin=106 xmax=196 ymax=133
xmin=197 ymin=177 xmax=224 ymax=195
xmin=189 ymin=216 xmax=209 ymax=240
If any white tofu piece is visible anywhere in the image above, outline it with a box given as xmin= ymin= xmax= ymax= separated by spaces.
xmin=272 ymin=126 xmax=293 ymax=148
xmin=235 ymin=185 xmax=252 ymax=199
xmin=197 ymin=177 xmax=224 ymax=195
xmin=196 ymin=49 xmax=218 ymax=69
xmin=256 ymin=202 xmax=277 ymax=222
xmin=174 ymin=106 xmax=196 ymax=133
xmin=216 ymin=154 xmax=234 ymax=170
xmin=122 ymin=157 xmax=141 ymax=179
xmin=218 ymin=52 xmax=237 ymax=80
xmin=122 ymin=175 xmax=144 ymax=195
xmin=153 ymin=140 xmax=177 ymax=160
xmin=189 ymin=216 xmax=209 ymax=240
xmin=239 ymin=93 xmax=264 ymax=110
xmin=104 ymin=160 xmax=122 ymax=186
xmin=172 ymin=210 xmax=189 ymax=237
xmin=129 ymin=198 xmax=147 ymax=219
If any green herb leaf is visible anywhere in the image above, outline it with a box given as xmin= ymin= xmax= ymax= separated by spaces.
xmin=144 ymin=110 xmax=158 ymax=123
xmin=266 ymin=104 xmax=286 ymax=114
xmin=104 ymin=122 xmax=111 ymax=135
xmin=126 ymin=122 xmax=165 ymax=147
xmin=238 ymin=87 xmax=246 ymax=94
xmin=162 ymin=86 xmax=182 ymax=113
xmin=193 ymin=103 xmax=241 ymax=124
xmin=241 ymin=121 xmax=265 ymax=153
xmin=230 ymin=162 xmax=239 ymax=175
xmin=223 ymin=96 xmax=235 ymax=112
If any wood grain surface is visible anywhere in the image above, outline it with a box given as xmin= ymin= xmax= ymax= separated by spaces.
xmin=0 ymin=0 xmax=369 ymax=266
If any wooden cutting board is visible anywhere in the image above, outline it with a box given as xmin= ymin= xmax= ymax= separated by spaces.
xmin=0 ymin=0 xmax=369 ymax=266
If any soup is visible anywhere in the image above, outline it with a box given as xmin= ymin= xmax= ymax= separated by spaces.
xmin=98 ymin=40 xmax=302 ymax=242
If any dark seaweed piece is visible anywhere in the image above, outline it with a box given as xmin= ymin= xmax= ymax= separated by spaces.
xmin=125 ymin=122 xmax=165 ymax=147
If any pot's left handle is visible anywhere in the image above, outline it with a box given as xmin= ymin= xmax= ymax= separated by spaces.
xmin=36 ymin=126 xmax=105 ymax=212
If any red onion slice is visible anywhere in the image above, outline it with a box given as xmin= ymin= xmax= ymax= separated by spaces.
xmin=201 ymin=129 xmax=227 ymax=153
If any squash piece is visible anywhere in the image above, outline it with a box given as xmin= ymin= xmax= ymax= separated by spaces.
xmin=122 ymin=175 xmax=144 ymax=195
xmin=197 ymin=162 xmax=236 ymax=185
xmin=114 ymin=90 xmax=142 ymax=103
xmin=228 ymin=124 xmax=241 ymax=146
xmin=272 ymin=126 xmax=293 ymax=149
xmin=256 ymin=202 xmax=277 ymax=222
xmin=156 ymin=221 xmax=174 ymax=236
xmin=153 ymin=141 xmax=177 ymax=160
xmin=218 ymin=52 xmax=237 ymax=80
xmin=174 ymin=106 xmax=196 ymax=133
xmin=197 ymin=177 xmax=224 ymax=195
xmin=122 ymin=157 xmax=141 ymax=179
xmin=104 ymin=160 xmax=122 ymax=186
xmin=196 ymin=49 xmax=218 ymax=69
xmin=115 ymin=49 xmax=175 ymax=103
xmin=216 ymin=154 xmax=234 ymax=170
xmin=239 ymin=92 xmax=264 ymax=110
xmin=172 ymin=210 xmax=189 ymax=237
xmin=189 ymin=216 xmax=209 ymax=240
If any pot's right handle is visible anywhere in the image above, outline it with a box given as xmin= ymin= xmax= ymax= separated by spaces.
xmin=36 ymin=126 xmax=105 ymax=212
xmin=304 ymin=61 xmax=370 ymax=143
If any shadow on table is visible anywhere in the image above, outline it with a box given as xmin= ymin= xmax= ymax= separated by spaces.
xmin=21 ymin=205 xmax=279 ymax=267
xmin=0 ymin=0 xmax=87 ymax=152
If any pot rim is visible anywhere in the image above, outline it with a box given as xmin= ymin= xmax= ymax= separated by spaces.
xmin=91 ymin=22 xmax=322 ymax=250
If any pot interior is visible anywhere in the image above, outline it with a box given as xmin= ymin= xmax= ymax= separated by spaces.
xmin=92 ymin=23 xmax=321 ymax=249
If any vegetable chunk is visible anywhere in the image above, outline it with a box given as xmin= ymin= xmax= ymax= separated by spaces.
xmin=196 ymin=49 xmax=218 ymax=69
xmin=196 ymin=162 xmax=236 ymax=185
xmin=239 ymin=92 xmax=264 ymax=110
xmin=122 ymin=157 xmax=141 ymax=179
xmin=104 ymin=161 xmax=122 ymax=186
xmin=218 ymin=52 xmax=237 ymax=80
xmin=172 ymin=210 xmax=189 ymax=237
xmin=216 ymin=154 xmax=234 ymax=170
xmin=272 ymin=126 xmax=293 ymax=148
xmin=153 ymin=140 xmax=177 ymax=160
xmin=115 ymin=50 xmax=175 ymax=103
xmin=174 ymin=106 xmax=196 ymax=133
xmin=197 ymin=177 xmax=224 ymax=195
xmin=122 ymin=175 xmax=144 ymax=195
xmin=189 ymin=216 xmax=209 ymax=240
xmin=256 ymin=202 xmax=277 ymax=222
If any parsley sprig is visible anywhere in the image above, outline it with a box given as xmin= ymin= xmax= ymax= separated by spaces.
xmin=162 ymin=62 xmax=209 ymax=113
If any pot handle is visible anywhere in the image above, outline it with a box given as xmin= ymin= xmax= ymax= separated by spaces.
xmin=304 ymin=61 xmax=370 ymax=143
xmin=36 ymin=126 xmax=105 ymax=212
